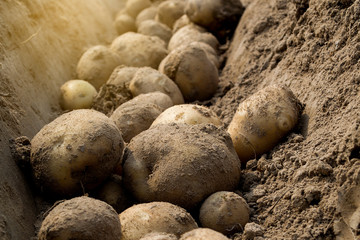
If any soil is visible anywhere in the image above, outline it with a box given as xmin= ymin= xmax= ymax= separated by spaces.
xmin=0 ymin=0 xmax=359 ymax=239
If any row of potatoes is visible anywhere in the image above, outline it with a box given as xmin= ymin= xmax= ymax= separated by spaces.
xmin=30 ymin=0 xmax=303 ymax=239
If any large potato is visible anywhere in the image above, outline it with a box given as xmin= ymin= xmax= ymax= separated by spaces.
xmin=76 ymin=45 xmax=121 ymax=90
xmin=111 ymin=32 xmax=168 ymax=68
xmin=227 ymin=85 xmax=302 ymax=163
xmin=199 ymin=191 xmax=250 ymax=235
xmin=30 ymin=109 xmax=124 ymax=197
xmin=129 ymin=67 xmax=184 ymax=105
xmin=119 ymin=202 xmax=198 ymax=240
xmin=179 ymin=228 xmax=229 ymax=240
xmin=151 ymin=104 xmax=222 ymax=128
xmin=38 ymin=196 xmax=121 ymax=240
xmin=123 ymin=123 xmax=241 ymax=209
xmin=159 ymin=44 xmax=219 ymax=102
xmin=60 ymin=79 xmax=97 ymax=110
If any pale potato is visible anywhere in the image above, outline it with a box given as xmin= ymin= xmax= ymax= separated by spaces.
xmin=159 ymin=43 xmax=219 ymax=102
xmin=119 ymin=202 xmax=198 ymax=240
xmin=156 ymin=0 xmax=185 ymax=29
xmin=126 ymin=0 xmax=152 ymax=18
xmin=114 ymin=13 xmax=137 ymax=35
xmin=129 ymin=67 xmax=184 ymax=105
xmin=227 ymin=85 xmax=302 ymax=163
xmin=179 ymin=228 xmax=229 ymax=240
xmin=107 ymin=65 xmax=140 ymax=89
xmin=30 ymin=109 xmax=124 ymax=197
xmin=127 ymin=92 xmax=174 ymax=110
xmin=111 ymin=32 xmax=168 ymax=68
xmin=38 ymin=196 xmax=121 ymax=240
xmin=199 ymin=191 xmax=250 ymax=235
xmin=60 ymin=79 xmax=97 ymax=110
xmin=136 ymin=6 xmax=158 ymax=27
xmin=151 ymin=104 xmax=221 ymax=128
xmin=172 ymin=14 xmax=191 ymax=33
xmin=76 ymin=45 xmax=121 ymax=90
xmin=140 ymin=232 xmax=178 ymax=240
xmin=138 ymin=20 xmax=172 ymax=44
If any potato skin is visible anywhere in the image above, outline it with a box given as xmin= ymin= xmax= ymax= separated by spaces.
xmin=127 ymin=92 xmax=174 ymax=110
xmin=38 ymin=196 xmax=121 ymax=240
xmin=140 ymin=232 xmax=178 ymax=240
xmin=119 ymin=202 xmax=198 ymax=240
xmin=227 ymin=85 xmax=302 ymax=163
xmin=179 ymin=228 xmax=229 ymax=240
xmin=199 ymin=191 xmax=250 ymax=235
xmin=156 ymin=0 xmax=185 ymax=29
xmin=60 ymin=79 xmax=97 ymax=110
xmin=123 ymin=123 xmax=241 ymax=209
xmin=30 ymin=109 xmax=124 ymax=197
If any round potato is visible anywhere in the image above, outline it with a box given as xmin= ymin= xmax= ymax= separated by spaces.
xmin=119 ymin=202 xmax=198 ymax=240
xmin=126 ymin=0 xmax=152 ymax=18
xmin=114 ymin=13 xmax=137 ymax=35
xmin=187 ymin=41 xmax=220 ymax=69
xmin=173 ymin=14 xmax=191 ymax=33
xmin=151 ymin=104 xmax=221 ymax=128
xmin=159 ymin=44 xmax=219 ymax=102
xmin=156 ymin=0 xmax=185 ymax=29
xmin=110 ymin=101 xmax=163 ymax=142
xmin=111 ymin=32 xmax=168 ymax=68
xmin=168 ymin=24 xmax=219 ymax=52
xmin=60 ymin=80 xmax=97 ymax=110
xmin=127 ymin=92 xmax=174 ymax=110
xmin=136 ymin=6 xmax=158 ymax=27
xmin=140 ymin=232 xmax=178 ymax=240
xmin=76 ymin=45 xmax=121 ymax=90
xmin=107 ymin=65 xmax=140 ymax=89
xmin=129 ymin=67 xmax=184 ymax=105
xmin=227 ymin=85 xmax=302 ymax=163
xmin=138 ymin=20 xmax=172 ymax=44
xmin=30 ymin=109 xmax=125 ymax=197
xmin=38 ymin=196 xmax=121 ymax=240
xmin=123 ymin=123 xmax=241 ymax=209
xmin=199 ymin=191 xmax=250 ymax=235
xmin=179 ymin=228 xmax=229 ymax=240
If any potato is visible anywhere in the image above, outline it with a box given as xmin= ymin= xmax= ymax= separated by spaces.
xmin=129 ymin=67 xmax=184 ymax=105
xmin=126 ymin=0 xmax=152 ymax=18
xmin=168 ymin=24 xmax=219 ymax=52
xmin=30 ymin=109 xmax=125 ymax=197
xmin=140 ymin=232 xmax=178 ymax=240
xmin=156 ymin=0 xmax=185 ymax=29
xmin=199 ymin=191 xmax=250 ymax=235
xmin=110 ymin=101 xmax=163 ymax=142
xmin=159 ymin=43 xmax=219 ymax=102
xmin=136 ymin=6 xmax=158 ymax=28
xmin=114 ymin=13 xmax=137 ymax=35
xmin=151 ymin=104 xmax=221 ymax=128
xmin=111 ymin=32 xmax=168 ymax=68
xmin=119 ymin=202 xmax=198 ymax=240
xmin=76 ymin=45 xmax=121 ymax=90
xmin=38 ymin=196 xmax=121 ymax=240
xmin=107 ymin=65 xmax=139 ymax=89
xmin=227 ymin=85 xmax=302 ymax=163
xmin=123 ymin=123 xmax=241 ymax=209
xmin=179 ymin=228 xmax=230 ymax=240
xmin=187 ymin=42 xmax=220 ymax=69
xmin=60 ymin=79 xmax=97 ymax=110
xmin=127 ymin=92 xmax=174 ymax=110
xmin=138 ymin=20 xmax=172 ymax=44
xmin=185 ymin=0 xmax=244 ymax=40
xmin=172 ymin=14 xmax=191 ymax=33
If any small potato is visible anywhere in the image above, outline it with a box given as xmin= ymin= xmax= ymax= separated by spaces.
xmin=199 ymin=191 xmax=250 ymax=235
xmin=159 ymin=44 xmax=219 ymax=102
xmin=76 ymin=45 xmax=121 ymax=90
xmin=140 ymin=232 xmax=178 ymax=240
xmin=60 ymin=80 xmax=97 ymax=110
xmin=185 ymin=0 xmax=244 ymax=40
xmin=151 ymin=104 xmax=221 ymax=128
xmin=123 ymin=123 xmax=241 ymax=209
xmin=38 ymin=196 xmax=121 ymax=240
xmin=179 ymin=228 xmax=229 ymax=240
xmin=107 ymin=65 xmax=140 ymax=89
xmin=114 ymin=13 xmax=137 ymax=35
xmin=127 ymin=92 xmax=174 ymax=110
xmin=126 ymin=0 xmax=152 ymax=18
xmin=136 ymin=6 xmax=158 ymax=27
xmin=111 ymin=32 xmax=168 ymax=68
xmin=119 ymin=202 xmax=198 ymax=240
xmin=156 ymin=0 xmax=185 ymax=29
xmin=227 ymin=85 xmax=302 ymax=163
xmin=168 ymin=24 xmax=219 ymax=52
xmin=30 ymin=109 xmax=125 ymax=197
xmin=129 ymin=67 xmax=184 ymax=105
xmin=173 ymin=14 xmax=191 ymax=33
xmin=138 ymin=20 xmax=172 ymax=44
xmin=110 ymin=101 xmax=163 ymax=142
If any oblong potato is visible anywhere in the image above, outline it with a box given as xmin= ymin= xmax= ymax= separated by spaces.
xmin=138 ymin=20 xmax=172 ymax=44
xmin=123 ymin=123 xmax=241 ymax=209
xmin=127 ymin=92 xmax=174 ymax=110
xmin=30 ymin=109 xmax=124 ymax=197
xmin=60 ymin=79 xmax=97 ymax=110
xmin=129 ymin=67 xmax=184 ymax=105
xmin=151 ymin=104 xmax=221 ymax=128
xmin=38 ymin=196 xmax=121 ymax=240
xmin=119 ymin=202 xmax=198 ymax=240
xmin=227 ymin=85 xmax=302 ymax=163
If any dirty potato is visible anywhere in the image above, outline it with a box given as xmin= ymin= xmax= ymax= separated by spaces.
xmin=179 ymin=228 xmax=229 ymax=240
xmin=127 ymin=91 xmax=174 ymax=110
xmin=140 ymin=232 xmax=178 ymax=240
xmin=156 ymin=0 xmax=186 ymax=29
xmin=137 ymin=20 xmax=172 ymax=44
xmin=114 ymin=13 xmax=137 ymax=35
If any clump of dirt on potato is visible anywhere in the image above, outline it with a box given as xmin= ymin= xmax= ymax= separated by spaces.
xmin=38 ymin=196 xmax=121 ymax=240
xmin=123 ymin=123 xmax=241 ymax=209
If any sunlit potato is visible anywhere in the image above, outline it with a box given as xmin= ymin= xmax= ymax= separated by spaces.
xmin=136 ymin=6 xmax=158 ymax=28
xmin=60 ymin=80 xmax=97 ymax=110
xmin=114 ymin=13 xmax=137 ymax=35
xmin=126 ymin=0 xmax=152 ymax=18
xmin=156 ymin=0 xmax=185 ymax=29
xmin=137 ymin=20 xmax=172 ymax=45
